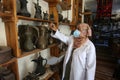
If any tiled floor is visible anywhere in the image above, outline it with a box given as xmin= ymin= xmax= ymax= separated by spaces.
xmin=95 ymin=46 xmax=117 ymax=80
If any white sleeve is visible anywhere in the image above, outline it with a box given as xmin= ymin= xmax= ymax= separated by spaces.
xmin=86 ymin=44 xmax=96 ymax=80
xmin=51 ymin=30 xmax=69 ymax=45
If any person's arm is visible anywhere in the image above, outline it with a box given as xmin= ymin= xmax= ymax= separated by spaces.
xmin=86 ymin=44 xmax=96 ymax=80
xmin=51 ymin=30 xmax=69 ymax=45
xmin=50 ymin=23 xmax=69 ymax=45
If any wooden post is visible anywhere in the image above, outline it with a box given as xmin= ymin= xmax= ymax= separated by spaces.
xmin=46 ymin=0 xmax=60 ymax=57
xmin=2 ymin=0 xmax=20 ymax=79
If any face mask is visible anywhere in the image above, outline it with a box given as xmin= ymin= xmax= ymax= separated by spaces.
xmin=73 ymin=29 xmax=81 ymax=38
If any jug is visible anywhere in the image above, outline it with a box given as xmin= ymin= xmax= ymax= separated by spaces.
xmin=32 ymin=53 xmax=47 ymax=76
xmin=17 ymin=0 xmax=31 ymax=17
xmin=33 ymin=0 xmax=42 ymax=19
xmin=37 ymin=25 xmax=49 ymax=49
xmin=19 ymin=25 xmax=39 ymax=52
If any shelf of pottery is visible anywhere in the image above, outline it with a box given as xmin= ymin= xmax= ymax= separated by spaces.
xmin=0 ymin=0 xmax=60 ymax=80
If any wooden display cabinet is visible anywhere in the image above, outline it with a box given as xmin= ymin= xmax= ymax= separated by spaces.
xmin=1 ymin=0 xmax=60 ymax=80
xmin=0 ymin=0 xmax=19 ymax=79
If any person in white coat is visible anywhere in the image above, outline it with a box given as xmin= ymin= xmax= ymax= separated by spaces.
xmin=49 ymin=23 xmax=96 ymax=80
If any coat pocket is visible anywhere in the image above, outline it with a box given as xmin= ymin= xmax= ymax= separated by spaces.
xmin=78 ymin=53 xmax=86 ymax=69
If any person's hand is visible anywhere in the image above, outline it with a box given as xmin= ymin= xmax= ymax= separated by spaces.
xmin=49 ymin=23 xmax=58 ymax=31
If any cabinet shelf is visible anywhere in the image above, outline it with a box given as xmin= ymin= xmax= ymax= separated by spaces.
xmin=0 ymin=58 xmax=16 ymax=67
xmin=19 ymin=43 xmax=58 ymax=58
xmin=44 ymin=0 xmax=60 ymax=3
xmin=59 ymin=23 xmax=75 ymax=26
xmin=17 ymin=15 xmax=55 ymax=23
xmin=2 ymin=0 xmax=60 ymax=79
xmin=0 ymin=12 xmax=12 ymax=17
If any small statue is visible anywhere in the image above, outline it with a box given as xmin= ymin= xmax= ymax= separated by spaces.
xmin=50 ymin=12 xmax=54 ymax=21
xmin=34 ymin=0 xmax=42 ymax=19
xmin=43 ymin=11 xmax=49 ymax=20
xmin=58 ymin=13 xmax=63 ymax=23
xmin=17 ymin=0 xmax=31 ymax=17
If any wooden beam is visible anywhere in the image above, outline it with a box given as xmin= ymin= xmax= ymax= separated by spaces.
xmin=4 ymin=21 xmax=20 ymax=57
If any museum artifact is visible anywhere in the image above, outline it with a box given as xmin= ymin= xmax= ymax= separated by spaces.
xmin=18 ymin=25 xmax=39 ymax=52
xmin=32 ymin=53 xmax=47 ymax=76
xmin=17 ymin=0 xmax=31 ymax=17
xmin=43 ymin=11 xmax=49 ymax=20
xmin=37 ymin=25 xmax=49 ymax=49
xmin=34 ymin=0 xmax=42 ymax=19
xmin=50 ymin=12 xmax=54 ymax=21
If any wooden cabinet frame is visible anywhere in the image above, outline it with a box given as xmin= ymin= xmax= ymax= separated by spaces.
xmin=1 ymin=0 xmax=60 ymax=80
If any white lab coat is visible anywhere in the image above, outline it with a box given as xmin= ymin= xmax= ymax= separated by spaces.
xmin=51 ymin=30 xmax=96 ymax=80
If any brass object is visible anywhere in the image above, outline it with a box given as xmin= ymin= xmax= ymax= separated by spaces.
xmin=23 ymin=27 xmax=35 ymax=51
xmin=43 ymin=11 xmax=49 ymax=20
xmin=32 ymin=53 xmax=47 ymax=76
xmin=50 ymin=12 xmax=54 ymax=21
xmin=23 ymin=26 xmax=39 ymax=51
xmin=37 ymin=25 xmax=48 ymax=49
xmin=18 ymin=25 xmax=39 ymax=52
xmin=17 ymin=0 xmax=31 ymax=17
xmin=33 ymin=0 xmax=42 ymax=19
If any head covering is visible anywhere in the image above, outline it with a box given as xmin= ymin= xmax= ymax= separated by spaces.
xmin=77 ymin=23 xmax=92 ymax=37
